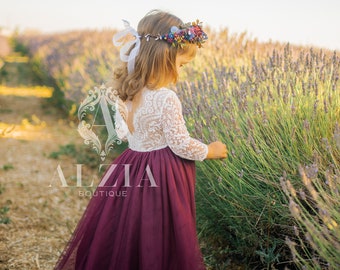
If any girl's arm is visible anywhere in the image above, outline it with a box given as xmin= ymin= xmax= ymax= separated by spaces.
xmin=161 ymin=91 xmax=227 ymax=161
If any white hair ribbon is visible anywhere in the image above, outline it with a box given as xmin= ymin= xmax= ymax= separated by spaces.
xmin=112 ymin=20 xmax=141 ymax=74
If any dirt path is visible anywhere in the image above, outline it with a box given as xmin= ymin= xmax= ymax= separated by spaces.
xmin=0 ymin=59 xmax=92 ymax=269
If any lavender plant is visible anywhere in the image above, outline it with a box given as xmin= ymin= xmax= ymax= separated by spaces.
xmin=177 ymin=44 xmax=339 ymax=267
xmin=281 ymin=160 xmax=339 ymax=268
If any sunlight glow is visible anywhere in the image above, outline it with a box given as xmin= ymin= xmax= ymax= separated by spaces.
xmin=0 ymin=86 xmax=53 ymax=98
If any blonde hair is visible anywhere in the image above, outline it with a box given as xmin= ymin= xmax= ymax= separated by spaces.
xmin=112 ymin=10 xmax=197 ymax=101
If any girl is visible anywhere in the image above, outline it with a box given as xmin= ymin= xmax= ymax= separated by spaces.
xmin=55 ymin=10 xmax=227 ymax=270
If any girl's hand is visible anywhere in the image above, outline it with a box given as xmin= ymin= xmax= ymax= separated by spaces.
xmin=206 ymin=141 xmax=227 ymax=160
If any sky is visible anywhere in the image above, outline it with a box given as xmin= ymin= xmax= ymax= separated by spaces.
xmin=1 ymin=0 xmax=340 ymax=50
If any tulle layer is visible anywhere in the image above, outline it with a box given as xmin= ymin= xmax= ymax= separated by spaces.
xmin=55 ymin=147 xmax=205 ymax=270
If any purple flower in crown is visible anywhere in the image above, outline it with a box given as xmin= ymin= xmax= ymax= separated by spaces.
xmin=158 ymin=20 xmax=207 ymax=48
xmin=187 ymin=30 xmax=195 ymax=40
xmin=168 ymin=33 xmax=174 ymax=42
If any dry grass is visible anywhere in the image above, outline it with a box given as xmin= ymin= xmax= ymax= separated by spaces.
xmin=0 ymin=93 xmax=94 ymax=269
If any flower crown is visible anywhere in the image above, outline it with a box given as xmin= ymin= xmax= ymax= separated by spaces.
xmin=113 ymin=19 xmax=208 ymax=74
xmin=144 ymin=20 xmax=208 ymax=48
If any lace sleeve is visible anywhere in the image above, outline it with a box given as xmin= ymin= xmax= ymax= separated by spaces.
xmin=114 ymin=98 xmax=128 ymax=141
xmin=161 ymin=91 xmax=208 ymax=161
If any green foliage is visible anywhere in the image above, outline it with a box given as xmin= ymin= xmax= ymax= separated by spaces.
xmin=29 ymin=55 xmax=71 ymax=115
xmin=49 ymin=143 xmax=77 ymax=159
xmin=0 ymin=206 xmax=10 ymax=224
xmin=0 ymin=184 xmax=10 ymax=224
xmin=9 ymin=35 xmax=29 ymax=56
xmin=0 ymin=183 xmax=5 ymax=195
xmin=7 ymin=37 xmax=70 ymax=115
xmin=0 ymin=36 xmax=40 ymax=86
xmin=200 ymin=235 xmax=238 ymax=270
xmin=2 ymin=164 xmax=14 ymax=171
xmin=0 ymin=56 xmax=41 ymax=86
xmin=49 ymin=142 xmax=127 ymax=169
xmin=255 ymin=242 xmax=280 ymax=267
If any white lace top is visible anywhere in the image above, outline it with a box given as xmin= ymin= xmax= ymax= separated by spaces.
xmin=115 ymin=88 xmax=208 ymax=161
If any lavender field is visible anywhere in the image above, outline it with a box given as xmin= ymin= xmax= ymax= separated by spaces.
xmin=14 ymin=28 xmax=340 ymax=269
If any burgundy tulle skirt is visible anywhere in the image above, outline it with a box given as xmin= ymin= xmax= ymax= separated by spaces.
xmin=54 ymin=147 xmax=206 ymax=270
